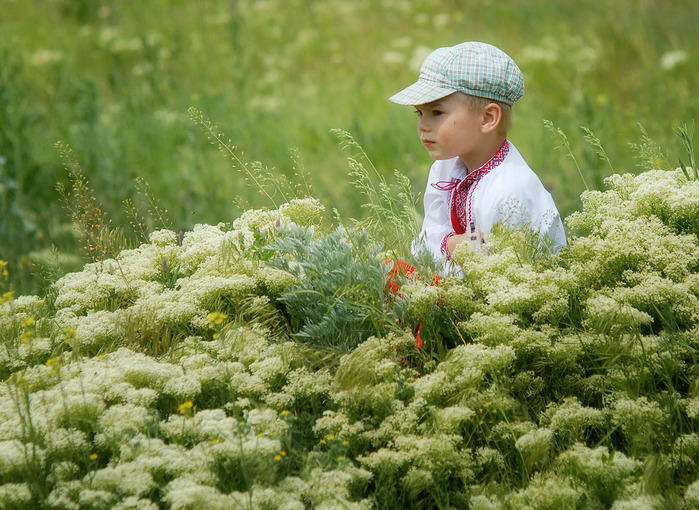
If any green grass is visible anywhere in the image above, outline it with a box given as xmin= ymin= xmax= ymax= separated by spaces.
xmin=1 ymin=0 xmax=698 ymax=294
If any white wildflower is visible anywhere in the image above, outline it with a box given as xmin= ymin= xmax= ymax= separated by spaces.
xmin=0 ymin=440 xmax=45 ymax=479
xmin=246 ymin=408 xmax=289 ymax=437
xmin=46 ymin=392 xmax=106 ymax=431
xmin=685 ymin=479 xmax=699 ymax=508
xmin=506 ymin=473 xmax=582 ymax=509
xmin=660 ymin=49 xmax=688 ymax=71
xmin=113 ymin=496 xmax=160 ymax=510
xmin=31 ymin=48 xmax=64 ymax=66
xmin=515 ymin=427 xmax=555 ymax=469
xmin=148 ymin=229 xmax=179 ymax=246
xmin=0 ymin=483 xmax=33 ymax=507
xmin=255 ymin=266 xmax=297 ymax=296
xmin=610 ymin=396 xmax=663 ymax=437
xmin=73 ymin=309 xmax=127 ymax=351
xmin=118 ymin=350 xmax=182 ymax=390
xmin=232 ymin=208 xmax=282 ymax=232
xmin=403 ymin=283 xmax=443 ymax=318
xmin=460 ymin=312 xmax=520 ymax=346
xmin=279 ymin=198 xmax=325 ymax=226
xmin=104 ymin=382 xmax=159 ymax=407
xmin=381 ymin=50 xmax=406 ymax=65
xmin=98 ymin=403 xmax=152 ymax=439
xmin=283 ymin=367 xmax=333 ymax=401
xmin=163 ymin=478 xmax=236 ymax=510
xmin=610 ymin=494 xmax=665 ymax=510
xmin=45 ymin=428 xmax=89 ymax=459
xmin=687 ymin=397 xmax=699 ymax=419
xmin=50 ymin=461 xmax=81 ymax=483
xmin=89 ymin=462 xmax=156 ymax=497
xmin=249 ymin=355 xmax=288 ymax=384
xmin=313 ymin=410 xmax=366 ymax=440
xmin=303 ymin=467 xmax=373 ymax=507
xmin=544 ymin=397 xmax=604 ymax=438
xmin=162 ymin=374 xmax=202 ymax=400
xmin=584 ymin=293 xmax=653 ymax=333
xmin=557 ymin=443 xmax=641 ymax=489
xmin=433 ymin=405 xmax=476 ymax=433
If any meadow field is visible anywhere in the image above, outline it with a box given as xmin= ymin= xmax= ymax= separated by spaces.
xmin=2 ymin=0 xmax=699 ymax=508
xmin=1 ymin=0 xmax=698 ymax=292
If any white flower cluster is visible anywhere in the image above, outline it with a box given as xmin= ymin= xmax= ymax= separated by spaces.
xmin=31 ymin=200 xmax=323 ymax=360
xmin=2 ymin=171 xmax=699 ymax=508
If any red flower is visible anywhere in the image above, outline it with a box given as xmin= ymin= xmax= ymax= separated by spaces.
xmin=414 ymin=323 xmax=423 ymax=350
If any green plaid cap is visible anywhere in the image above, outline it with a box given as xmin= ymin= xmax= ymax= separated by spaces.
xmin=389 ymin=42 xmax=524 ymax=106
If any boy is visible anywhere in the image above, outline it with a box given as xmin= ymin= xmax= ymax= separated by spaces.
xmin=390 ymin=42 xmax=566 ymax=267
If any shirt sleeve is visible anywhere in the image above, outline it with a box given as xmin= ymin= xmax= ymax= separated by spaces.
xmin=480 ymin=174 xmax=567 ymax=252
xmin=412 ymin=163 xmax=455 ymax=259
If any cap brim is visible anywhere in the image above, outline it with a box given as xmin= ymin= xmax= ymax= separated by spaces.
xmin=389 ymin=81 xmax=457 ymax=106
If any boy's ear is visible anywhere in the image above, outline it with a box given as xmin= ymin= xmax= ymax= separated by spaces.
xmin=480 ymin=103 xmax=502 ymax=134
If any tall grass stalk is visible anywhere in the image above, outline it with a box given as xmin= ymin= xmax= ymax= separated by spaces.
xmin=544 ymin=119 xmax=589 ymax=191
xmin=332 ymin=129 xmax=421 ymax=259
xmin=674 ymin=120 xmax=698 ymax=180
xmin=55 ymin=141 xmax=134 ymax=296
xmin=189 ymin=107 xmax=282 ymax=209
xmin=581 ymin=126 xmax=615 ymax=175
xmin=628 ymin=123 xmax=670 ymax=171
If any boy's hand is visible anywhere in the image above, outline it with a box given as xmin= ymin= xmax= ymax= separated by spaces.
xmin=447 ymin=229 xmax=485 ymax=256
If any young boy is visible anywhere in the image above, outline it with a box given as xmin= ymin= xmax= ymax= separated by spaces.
xmin=390 ymin=41 xmax=566 ymax=267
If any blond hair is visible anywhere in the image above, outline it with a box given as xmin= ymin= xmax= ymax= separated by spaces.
xmin=458 ymin=93 xmax=513 ymax=136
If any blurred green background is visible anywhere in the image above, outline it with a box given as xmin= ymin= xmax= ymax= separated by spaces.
xmin=1 ymin=0 xmax=698 ymax=294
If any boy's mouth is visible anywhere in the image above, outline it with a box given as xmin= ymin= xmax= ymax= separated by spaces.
xmin=422 ymin=139 xmax=435 ymax=147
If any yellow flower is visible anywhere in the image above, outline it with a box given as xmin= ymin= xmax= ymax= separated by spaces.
xmin=21 ymin=317 xmax=35 ymax=328
xmin=90 ymin=453 xmax=98 ymax=460
xmin=338 ymin=456 xmax=345 ymax=461
xmin=342 ymin=440 xmax=349 ymax=445
xmin=0 ymin=260 xmax=8 ymax=277
xmin=177 ymin=400 xmax=195 ymax=416
xmin=0 ymin=291 xmax=14 ymax=305
xmin=280 ymin=450 xmax=287 ymax=456
xmin=46 ymin=357 xmax=62 ymax=370
xmin=207 ymin=311 xmax=229 ymax=328
xmin=327 ymin=434 xmax=335 ymax=441
xmin=281 ymin=410 xmax=289 ymax=415
xmin=274 ymin=454 xmax=281 ymax=461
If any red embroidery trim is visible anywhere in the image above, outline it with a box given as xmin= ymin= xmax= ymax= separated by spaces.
xmin=432 ymin=181 xmax=459 ymax=191
xmin=440 ymin=231 xmax=455 ymax=258
xmin=450 ymin=140 xmax=509 ymax=233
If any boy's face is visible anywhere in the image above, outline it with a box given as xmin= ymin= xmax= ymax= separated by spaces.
xmin=414 ymin=93 xmax=487 ymax=170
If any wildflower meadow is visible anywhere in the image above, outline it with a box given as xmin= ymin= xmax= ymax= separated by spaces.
xmin=4 ymin=124 xmax=699 ymax=508
xmin=3 ymin=1 xmax=699 ymax=509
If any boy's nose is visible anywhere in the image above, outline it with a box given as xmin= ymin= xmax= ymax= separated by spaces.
xmin=418 ymin=118 xmax=431 ymax=132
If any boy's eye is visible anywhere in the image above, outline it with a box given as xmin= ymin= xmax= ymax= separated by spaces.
xmin=432 ymin=110 xmax=443 ymax=116
xmin=414 ymin=110 xmax=423 ymax=117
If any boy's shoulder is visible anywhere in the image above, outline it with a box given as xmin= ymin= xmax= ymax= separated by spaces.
xmin=478 ymin=142 xmax=549 ymax=193
xmin=428 ymin=157 xmax=469 ymax=181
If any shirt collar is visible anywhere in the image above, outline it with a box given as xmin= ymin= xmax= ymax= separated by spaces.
xmin=465 ymin=138 xmax=509 ymax=178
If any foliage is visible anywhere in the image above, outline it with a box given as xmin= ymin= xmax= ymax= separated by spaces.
xmin=3 ymin=156 xmax=699 ymax=507
xmin=270 ymin=224 xmax=397 ymax=352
